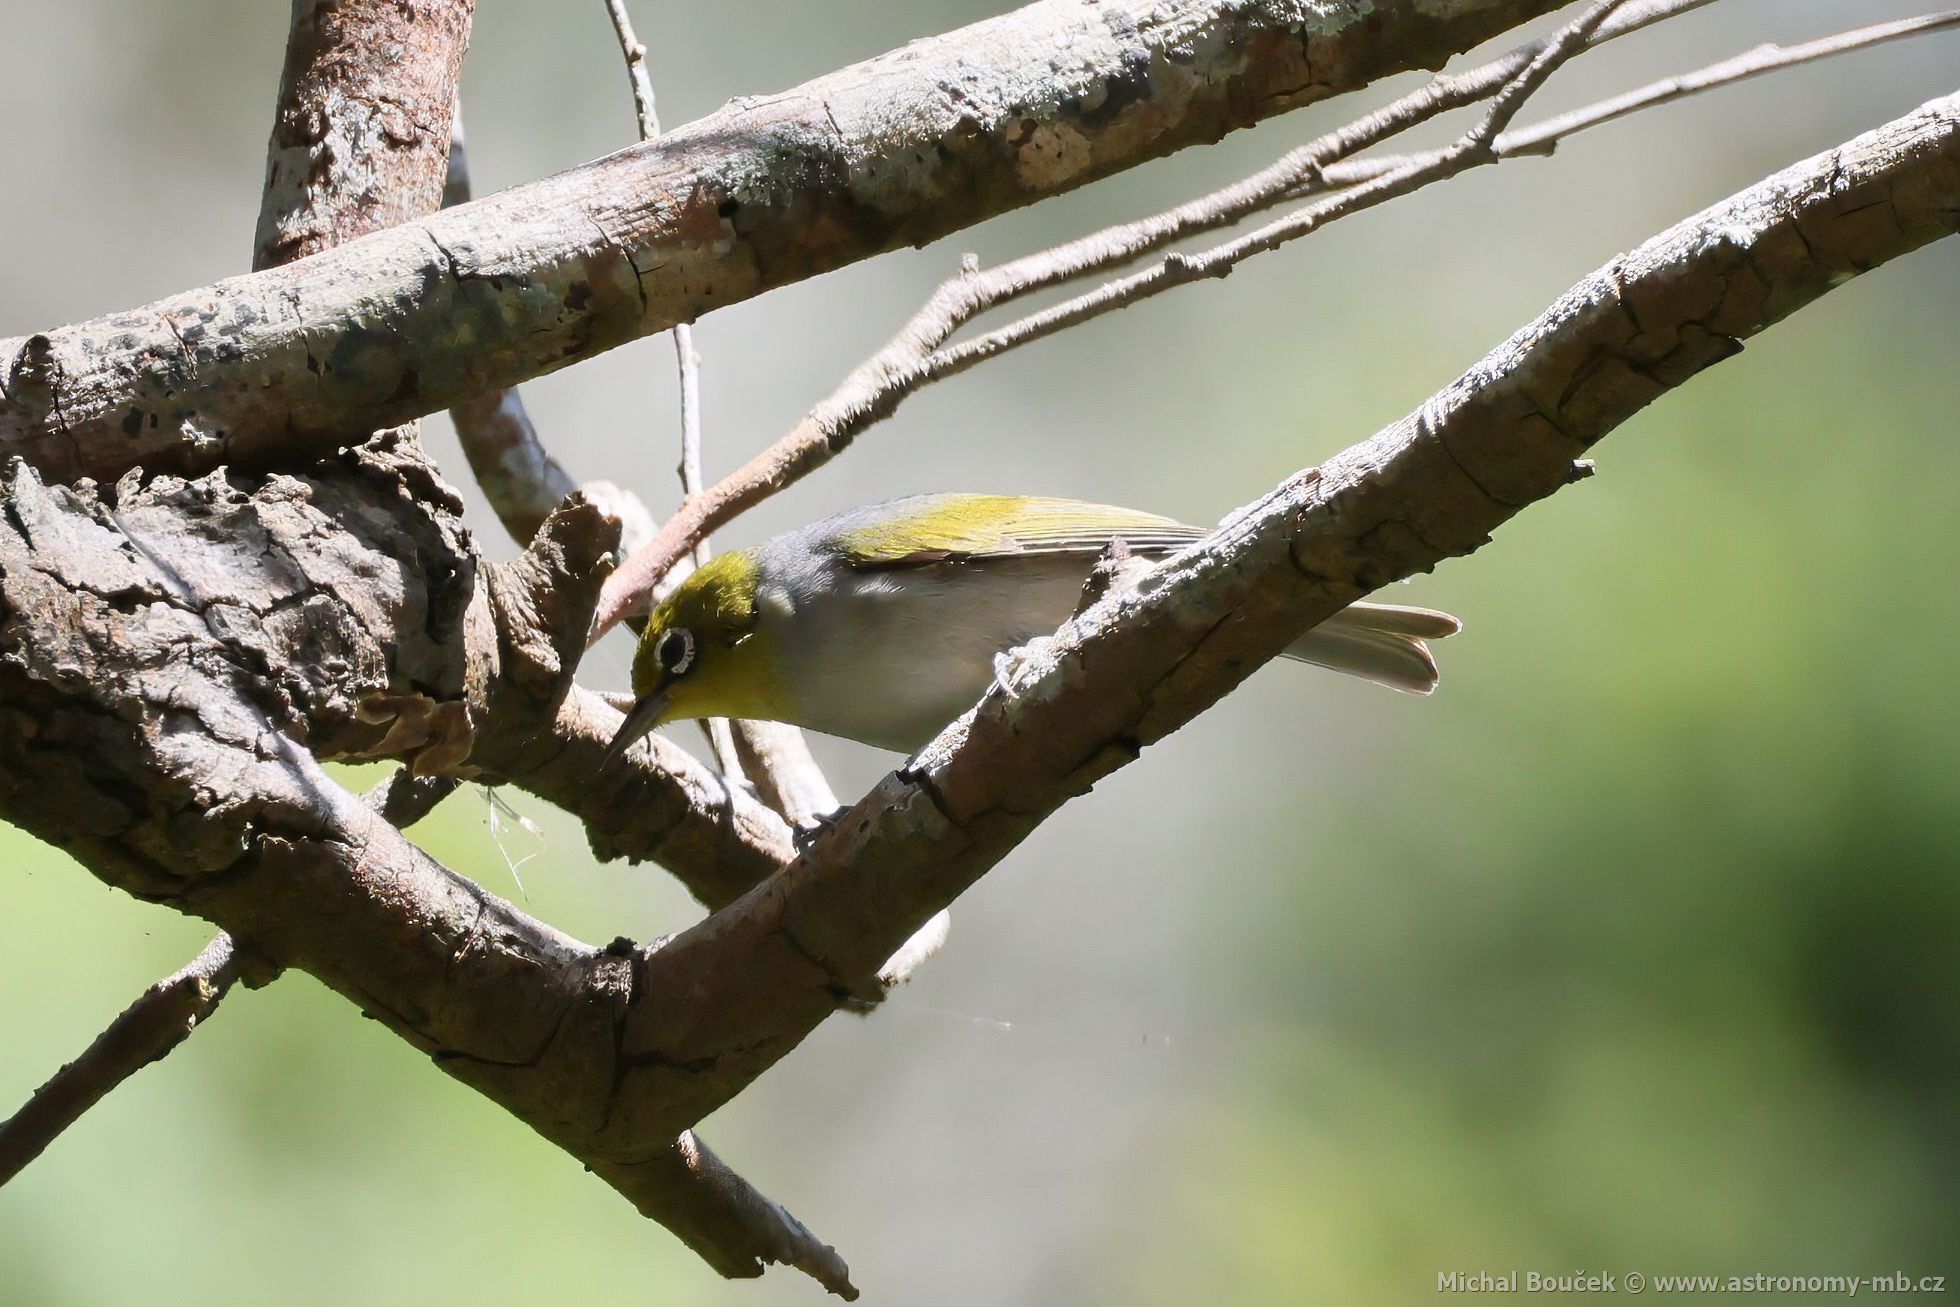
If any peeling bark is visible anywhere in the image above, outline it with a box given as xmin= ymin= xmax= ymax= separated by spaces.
xmin=1 ymin=2 xmax=1952 ymax=1294
xmin=0 ymin=464 xmax=848 ymax=1286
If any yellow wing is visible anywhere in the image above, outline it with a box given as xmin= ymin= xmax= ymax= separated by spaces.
xmin=835 ymin=494 xmax=1207 ymax=570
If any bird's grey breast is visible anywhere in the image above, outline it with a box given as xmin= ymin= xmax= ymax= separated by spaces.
xmin=759 ymin=540 xmax=1091 ymax=750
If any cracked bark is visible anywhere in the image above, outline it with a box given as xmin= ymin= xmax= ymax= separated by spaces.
xmin=255 ymin=0 xmax=477 ymax=270
xmin=0 ymin=0 xmax=849 ymax=1288
xmin=600 ymin=93 xmax=1960 ymax=1124
xmin=0 ymin=466 xmax=844 ymax=1291
xmin=0 ymin=0 xmax=1570 ymax=483
xmin=0 ymin=0 xmax=1952 ymax=1295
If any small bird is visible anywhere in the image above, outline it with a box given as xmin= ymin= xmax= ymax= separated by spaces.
xmin=609 ymin=493 xmax=1460 ymax=756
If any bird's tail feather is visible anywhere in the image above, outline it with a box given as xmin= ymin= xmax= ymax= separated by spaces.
xmin=1281 ymin=602 xmax=1461 ymax=695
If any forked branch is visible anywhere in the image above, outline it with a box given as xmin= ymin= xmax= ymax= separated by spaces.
xmin=610 ymin=91 xmax=1960 ymax=1134
xmin=591 ymin=3 xmax=1960 ymax=632
xmin=2 ymin=0 xmax=1577 ymax=484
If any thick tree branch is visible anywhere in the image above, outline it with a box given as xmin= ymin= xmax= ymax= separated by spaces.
xmin=3 ymin=3 xmax=845 ymax=1281
xmin=254 ymin=0 xmax=476 ymax=270
xmin=443 ymin=114 xmax=659 ymax=555
xmin=0 ymin=0 xmax=477 ymax=1192
xmin=594 ymin=5 xmax=1960 ymax=628
xmin=589 ymin=0 xmax=1702 ymax=626
xmin=0 ymin=0 xmax=1571 ymax=484
xmin=602 ymin=92 xmax=1960 ymax=1127
xmin=0 ymin=465 xmax=847 ymax=1284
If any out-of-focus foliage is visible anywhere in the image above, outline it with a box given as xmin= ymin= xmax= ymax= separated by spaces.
xmin=1 ymin=2 xmax=1954 ymax=1303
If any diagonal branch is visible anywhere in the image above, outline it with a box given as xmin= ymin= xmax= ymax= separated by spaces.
xmin=597 ymin=1131 xmax=856 ymax=1296
xmin=0 ymin=0 xmax=1573 ymax=484
xmin=590 ymin=1 xmax=1960 ymax=629
xmin=0 ymin=759 xmax=465 ymax=1189
xmin=605 ymin=90 xmax=1960 ymax=1131
xmin=3 ymin=79 xmax=1950 ymax=1305
xmin=0 ymin=936 xmax=244 ymax=1186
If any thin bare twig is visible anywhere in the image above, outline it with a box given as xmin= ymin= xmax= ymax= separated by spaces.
xmin=0 ymin=936 xmax=243 ymax=1185
xmin=1319 ymin=9 xmax=1960 ymax=185
xmin=603 ymin=0 xmax=662 ymax=135
xmin=602 ymin=0 xmax=846 ymax=819
xmin=589 ymin=1 xmax=1960 ymax=635
xmin=924 ymin=0 xmax=1634 ymax=376
xmin=601 ymin=0 xmax=737 ymax=767
xmin=444 ymin=111 xmax=660 ymax=554
xmin=1508 ymin=9 xmax=1960 ymax=151
xmin=590 ymin=0 xmax=1697 ymax=632
xmin=927 ymin=0 xmax=1656 ymax=376
xmin=673 ymin=330 xmax=705 ymax=536
xmin=672 ymin=323 xmax=745 ymax=778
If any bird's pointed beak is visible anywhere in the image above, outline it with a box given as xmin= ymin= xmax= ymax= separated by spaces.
xmin=603 ymin=691 xmax=670 ymax=769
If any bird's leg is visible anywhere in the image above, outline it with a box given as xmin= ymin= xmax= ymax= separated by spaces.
xmin=791 ymin=804 xmax=854 ymax=854
xmin=1074 ymin=535 xmax=1152 ymax=616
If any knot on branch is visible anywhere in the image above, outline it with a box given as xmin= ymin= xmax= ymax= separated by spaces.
xmin=482 ymin=491 xmax=620 ymax=700
xmin=0 ymin=334 xmax=59 ymax=427
xmin=0 ymin=443 xmax=478 ymax=767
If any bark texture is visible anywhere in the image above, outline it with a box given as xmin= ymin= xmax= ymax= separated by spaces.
xmin=2 ymin=0 xmax=1954 ymax=1293
xmin=255 ymin=0 xmax=477 ymax=269
xmin=0 ymin=0 xmax=1568 ymax=484
xmin=4 ymin=91 xmax=1946 ymax=1281
xmin=602 ymin=91 xmax=1960 ymax=1124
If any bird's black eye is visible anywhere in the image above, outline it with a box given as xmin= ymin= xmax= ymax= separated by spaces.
xmin=657 ymin=626 xmax=697 ymax=677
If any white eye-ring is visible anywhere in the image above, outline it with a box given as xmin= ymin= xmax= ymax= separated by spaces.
xmin=657 ymin=626 xmax=697 ymax=676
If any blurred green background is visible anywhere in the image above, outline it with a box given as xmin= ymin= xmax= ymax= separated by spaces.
xmin=2 ymin=2 xmax=1955 ymax=1303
